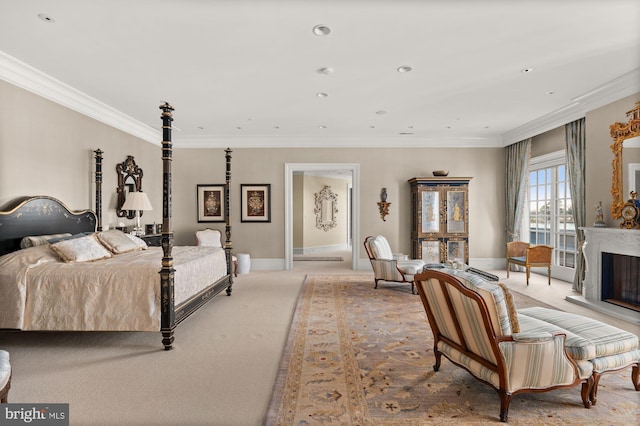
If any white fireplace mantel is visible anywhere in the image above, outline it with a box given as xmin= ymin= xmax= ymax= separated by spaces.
xmin=567 ymin=227 xmax=640 ymax=324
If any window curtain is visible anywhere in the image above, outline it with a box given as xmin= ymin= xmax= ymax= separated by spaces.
xmin=505 ymin=138 xmax=531 ymax=243
xmin=565 ymin=118 xmax=586 ymax=292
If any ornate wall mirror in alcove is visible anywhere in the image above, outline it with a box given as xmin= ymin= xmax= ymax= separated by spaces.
xmin=116 ymin=155 xmax=144 ymax=219
xmin=610 ymin=102 xmax=640 ymax=219
xmin=314 ymin=185 xmax=338 ymax=231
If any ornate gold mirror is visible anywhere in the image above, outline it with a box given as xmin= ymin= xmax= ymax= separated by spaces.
xmin=314 ymin=185 xmax=338 ymax=231
xmin=116 ymin=155 xmax=144 ymax=219
xmin=610 ymin=102 xmax=640 ymax=219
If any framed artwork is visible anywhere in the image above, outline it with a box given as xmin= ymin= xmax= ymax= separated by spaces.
xmin=197 ymin=184 xmax=226 ymax=223
xmin=421 ymin=240 xmax=441 ymax=264
xmin=420 ymin=190 xmax=440 ymax=234
xmin=446 ymin=240 xmax=466 ymax=262
xmin=241 ymin=184 xmax=271 ymax=222
xmin=446 ymin=190 xmax=466 ymax=233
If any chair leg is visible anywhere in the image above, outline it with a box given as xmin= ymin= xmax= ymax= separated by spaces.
xmin=526 ymin=267 xmax=530 ymax=286
xmin=506 ymin=261 xmax=510 ymax=278
xmin=633 ymin=364 xmax=640 ymax=391
xmin=581 ymin=376 xmax=593 ymax=408
xmin=498 ymin=390 xmax=513 ymax=422
xmin=548 ymin=266 xmax=551 ymax=285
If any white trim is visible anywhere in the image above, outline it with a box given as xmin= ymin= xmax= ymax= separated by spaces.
xmin=530 ymin=149 xmax=566 ymax=167
xmin=285 ymin=163 xmax=360 ymax=271
xmin=502 ymin=69 xmax=640 ymax=146
xmin=0 ymin=51 xmax=160 ymax=144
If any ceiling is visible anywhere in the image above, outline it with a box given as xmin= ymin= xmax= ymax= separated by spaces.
xmin=1 ymin=0 xmax=639 ymax=148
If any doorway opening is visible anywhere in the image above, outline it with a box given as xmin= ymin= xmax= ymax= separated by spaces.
xmin=284 ymin=163 xmax=360 ymax=271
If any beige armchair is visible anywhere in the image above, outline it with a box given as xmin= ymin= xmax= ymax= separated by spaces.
xmin=364 ymin=235 xmax=425 ymax=294
xmin=195 ymin=229 xmax=237 ymax=277
xmin=506 ymin=242 xmax=553 ymax=285
xmin=414 ymin=269 xmax=586 ymax=422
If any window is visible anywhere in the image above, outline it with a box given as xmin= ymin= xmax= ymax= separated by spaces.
xmin=526 ymin=150 xmax=576 ymax=279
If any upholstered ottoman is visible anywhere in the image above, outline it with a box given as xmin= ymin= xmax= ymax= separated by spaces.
xmin=518 ymin=307 xmax=640 ymax=405
xmin=0 ymin=350 xmax=11 ymax=403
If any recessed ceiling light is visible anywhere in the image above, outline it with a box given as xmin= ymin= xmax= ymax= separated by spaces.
xmin=546 ymin=90 xmax=555 ymax=95
xmin=397 ymin=66 xmax=412 ymax=73
xmin=318 ymin=125 xmax=326 ymax=129
xmin=316 ymin=92 xmax=328 ymax=98
xmin=38 ymin=13 xmax=55 ymax=23
xmin=521 ymin=68 xmax=534 ymax=73
xmin=312 ymin=25 xmax=331 ymax=36
xmin=317 ymin=67 xmax=333 ymax=75
xmin=376 ymin=110 xmax=387 ymax=115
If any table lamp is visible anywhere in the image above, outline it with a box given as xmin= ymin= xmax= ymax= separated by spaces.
xmin=121 ymin=191 xmax=153 ymax=236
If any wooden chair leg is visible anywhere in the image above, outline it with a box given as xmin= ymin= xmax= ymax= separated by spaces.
xmin=526 ymin=267 xmax=530 ymax=285
xmin=548 ymin=266 xmax=551 ymax=285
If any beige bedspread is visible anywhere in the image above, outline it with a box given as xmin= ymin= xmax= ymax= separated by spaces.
xmin=0 ymin=245 xmax=227 ymax=331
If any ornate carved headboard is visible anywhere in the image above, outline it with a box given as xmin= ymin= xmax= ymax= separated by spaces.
xmin=0 ymin=196 xmax=97 ymax=256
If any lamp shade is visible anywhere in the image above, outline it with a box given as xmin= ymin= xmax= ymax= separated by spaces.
xmin=121 ymin=191 xmax=153 ymax=211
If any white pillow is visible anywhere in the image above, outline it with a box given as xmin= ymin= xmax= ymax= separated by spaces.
xmin=50 ymin=234 xmax=113 ymax=263
xmin=97 ymin=230 xmax=146 ymax=254
xmin=126 ymin=233 xmax=149 ymax=250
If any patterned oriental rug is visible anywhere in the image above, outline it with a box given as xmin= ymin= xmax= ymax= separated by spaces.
xmin=266 ymin=274 xmax=638 ymax=425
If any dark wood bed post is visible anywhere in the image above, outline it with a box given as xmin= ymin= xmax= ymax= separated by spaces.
xmin=94 ymin=149 xmax=103 ymax=231
xmin=224 ymin=147 xmax=234 ymax=294
xmin=159 ymin=102 xmax=176 ymax=350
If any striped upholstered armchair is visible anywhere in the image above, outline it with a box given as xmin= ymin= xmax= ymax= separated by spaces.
xmin=414 ymin=269 xmax=587 ymax=422
xmin=364 ymin=235 xmax=425 ymax=294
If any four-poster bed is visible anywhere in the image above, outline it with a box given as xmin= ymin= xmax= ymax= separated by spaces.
xmin=0 ymin=103 xmax=233 ymax=350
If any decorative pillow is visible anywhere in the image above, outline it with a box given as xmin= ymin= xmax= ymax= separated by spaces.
xmin=50 ymin=234 xmax=112 ymax=262
xmin=47 ymin=232 xmax=94 ymax=244
xmin=125 ymin=233 xmax=149 ymax=250
xmin=20 ymin=233 xmax=72 ymax=249
xmin=97 ymin=230 xmax=145 ymax=254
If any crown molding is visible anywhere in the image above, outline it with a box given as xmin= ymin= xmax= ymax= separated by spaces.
xmin=0 ymin=51 xmax=160 ymax=145
xmin=501 ymin=69 xmax=640 ymax=146
xmin=173 ymin=135 xmax=504 ymax=149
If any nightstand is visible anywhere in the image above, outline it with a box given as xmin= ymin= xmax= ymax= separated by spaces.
xmin=140 ymin=233 xmax=162 ymax=247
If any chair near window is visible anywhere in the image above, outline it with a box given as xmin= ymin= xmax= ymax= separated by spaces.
xmin=506 ymin=242 xmax=553 ymax=285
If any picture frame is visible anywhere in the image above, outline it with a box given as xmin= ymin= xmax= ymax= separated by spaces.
xmin=197 ymin=184 xmax=226 ymax=223
xmin=241 ymin=184 xmax=271 ymax=223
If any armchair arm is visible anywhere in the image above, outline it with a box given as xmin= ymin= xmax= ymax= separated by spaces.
xmin=370 ymin=258 xmax=406 ymax=281
xmin=498 ymin=333 xmax=579 ymax=392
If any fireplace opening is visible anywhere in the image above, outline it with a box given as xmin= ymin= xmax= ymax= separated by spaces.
xmin=601 ymin=252 xmax=640 ymax=312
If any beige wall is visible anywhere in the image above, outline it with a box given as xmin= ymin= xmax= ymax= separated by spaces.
xmin=0 ymin=80 xmax=164 ymax=229
xmin=172 ymin=147 xmax=504 ymax=263
xmin=296 ymin=175 xmax=349 ymax=251
xmin=3 ymin=78 xmax=636 ymax=267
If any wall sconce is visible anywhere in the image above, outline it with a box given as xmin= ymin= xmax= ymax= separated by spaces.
xmin=377 ymin=188 xmax=390 ymax=221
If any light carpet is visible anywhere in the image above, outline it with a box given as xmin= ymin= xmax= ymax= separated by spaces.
xmin=266 ymin=274 xmax=639 ymax=425
xmin=293 ymin=256 xmax=344 ymax=261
